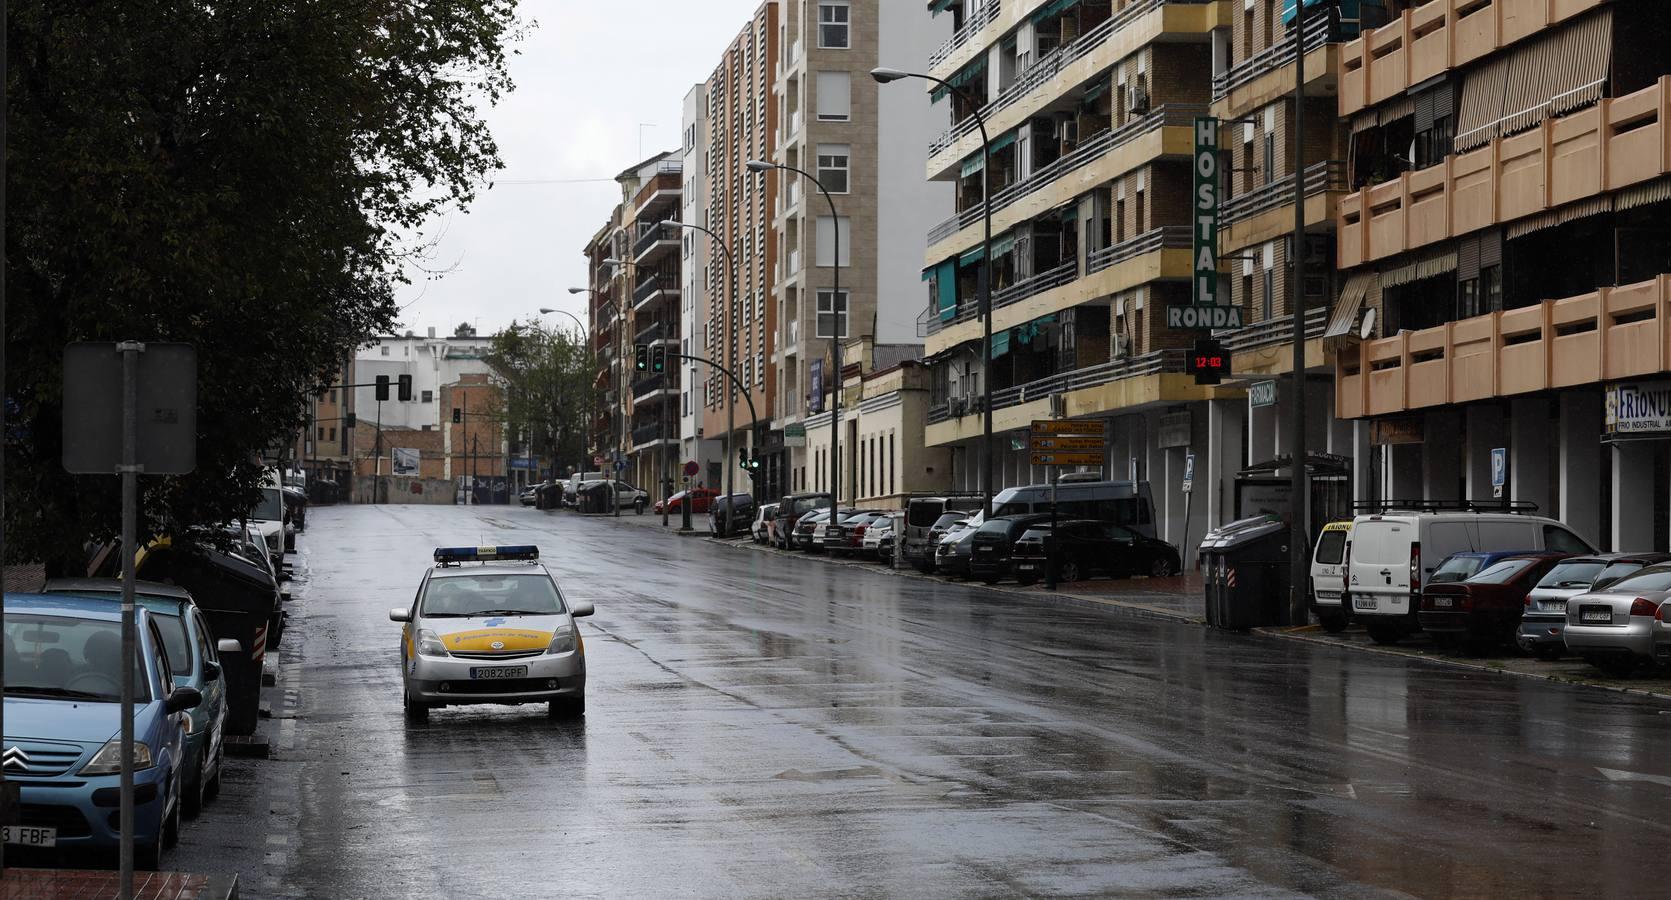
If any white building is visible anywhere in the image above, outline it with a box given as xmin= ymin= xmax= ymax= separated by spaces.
xmin=680 ymin=82 xmax=726 ymax=487
xmin=353 ymin=326 xmax=498 ymax=433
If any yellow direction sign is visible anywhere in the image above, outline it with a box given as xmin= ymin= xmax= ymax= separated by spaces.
xmin=1029 ymin=436 xmax=1105 ymax=451
xmin=1031 ymin=451 xmax=1105 ymax=467
xmin=1030 ymin=419 xmax=1103 ymax=436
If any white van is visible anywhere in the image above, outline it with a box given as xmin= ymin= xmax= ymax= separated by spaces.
xmin=1310 ymin=521 xmax=1353 ymax=633
xmin=1344 ymin=509 xmax=1594 ymax=643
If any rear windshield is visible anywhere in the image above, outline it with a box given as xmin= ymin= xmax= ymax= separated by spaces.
xmin=1314 ymin=530 xmax=1347 ymax=565
xmin=1468 ymin=559 xmax=1534 ymax=584
xmin=790 ymin=496 xmax=831 ymax=516
xmin=933 ymin=513 xmax=965 ymax=529
xmin=1536 ymin=560 xmax=1606 ymax=589
xmin=977 ymin=519 xmax=1012 ymax=535
xmin=422 ymin=574 xmax=566 ymax=617
xmin=1608 ymin=567 xmax=1671 ymax=593
xmin=1430 ymin=556 xmax=1484 ymax=584
xmin=1595 ymin=562 xmax=1648 ymax=587
xmin=907 ymin=501 xmax=945 ymax=527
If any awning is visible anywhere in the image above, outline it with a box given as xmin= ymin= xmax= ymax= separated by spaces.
xmin=934 ymin=56 xmax=988 ymax=102
xmin=1546 ymin=6 xmax=1612 ymax=118
xmin=1324 ymin=271 xmax=1378 ymax=339
xmin=1505 ymin=194 xmax=1612 ymax=240
xmin=1030 ymin=0 xmax=1081 ymax=25
xmin=990 ymin=232 xmax=1018 ymax=257
xmin=933 ymin=260 xmax=958 ymax=322
xmin=1014 ymin=313 xmax=1057 ymax=344
xmin=1457 ymin=7 xmax=1612 ymax=148
xmin=1455 ymin=54 xmax=1510 ymax=151
xmin=1057 ymin=202 xmax=1079 ymax=223
xmin=988 ymin=130 xmax=1018 ymax=154
xmin=1380 ymin=247 xmax=1457 ymax=288
xmin=1615 ymin=175 xmax=1671 ymax=213
xmin=930 ymin=0 xmax=956 ymax=13
xmin=960 ymin=153 xmax=986 ymax=178
xmin=1378 ymin=94 xmax=1416 ymax=126
xmin=991 ymin=329 xmax=1012 ymax=358
xmin=1082 ymin=74 xmax=1112 ymax=104
xmin=959 ymin=245 xmax=986 ymax=267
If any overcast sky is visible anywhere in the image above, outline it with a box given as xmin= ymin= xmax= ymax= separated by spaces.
xmin=391 ymin=0 xmax=762 ymax=338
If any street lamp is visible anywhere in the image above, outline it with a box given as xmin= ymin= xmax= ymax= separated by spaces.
xmin=746 ymin=158 xmax=846 ymax=511
xmin=539 ymin=306 xmax=591 ymax=487
xmin=872 ymin=66 xmax=996 ymax=519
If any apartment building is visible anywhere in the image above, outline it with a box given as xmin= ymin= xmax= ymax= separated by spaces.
xmin=584 ymin=216 xmax=620 ymax=468
xmin=1328 ymin=0 xmax=1671 ymax=551
xmin=766 ymin=0 xmax=955 ymax=500
xmin=353 ymin=327 xmax=498 ymax=433
xmin=916 ymin=0 xmax=1226 ymax=560
xmin=680 ymin=84 xmax=727 ymax=487
xmin=618 ymin=151 xmax=685 ymax=495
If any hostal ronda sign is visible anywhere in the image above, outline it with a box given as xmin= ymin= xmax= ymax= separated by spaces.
xmin=1168 ymin=117 xmax=1243 ymax=330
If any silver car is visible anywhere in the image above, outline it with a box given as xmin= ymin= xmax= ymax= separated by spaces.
xmin=1562 ymin=563 xmax=1671 ymax=675
xmin=1519 ymin=554 xmax=1671 ymax=659
xmin=391 ymin=546 xmax=593 ymax=721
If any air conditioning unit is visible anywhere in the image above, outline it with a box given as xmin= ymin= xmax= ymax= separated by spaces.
xmin=1128 ymin=86 xmax=1151 ymax=115
xmin=1059 ymin=119 xmax=1080 ymax=154
xmin=1112 ymin=333 xmax=1133 ymax=358
xmin=1049 ymin=392 xmax=1066 ymax=417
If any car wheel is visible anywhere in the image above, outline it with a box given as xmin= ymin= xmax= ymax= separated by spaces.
xmin=1319 ymin=613 xmax=1348 ymax=634
xmin=184 ymin=748 xmax=209 ymax=818
xmin=204 ymin=745 xmax=223 ymax=803
xmin=162 ymin=787 xmax=181 ymax=849
xmin=548 ymin=696 xmax=585 ymax=719
xmin=1059 ymin=561 xmax=1083 ymax=582
xmin=403 ymin=684 xmax=430 ymax=723
xmin=1366 ymin=624 xmax=1403 ymax=645
xmin=1149 ymin=556 xmax=1178 ymax=578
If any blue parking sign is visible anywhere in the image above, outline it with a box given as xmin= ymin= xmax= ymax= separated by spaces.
xmin=1490 ymin=448 xmax=1507 ymax=488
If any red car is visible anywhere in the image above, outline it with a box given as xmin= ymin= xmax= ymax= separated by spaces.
xmin=1419 ymin=553 xmax=1569 ymax=651
xmin=655 ymin=488 xmax=720 ymax=515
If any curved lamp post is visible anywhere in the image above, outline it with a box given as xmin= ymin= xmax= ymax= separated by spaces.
xmin=872 ymin=66 xmax=996 ymax=519
xmin=540 ymin=306 xmax=590 ymax=485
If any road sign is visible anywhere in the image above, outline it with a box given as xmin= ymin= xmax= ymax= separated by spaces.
xmin=1031 ymin=451 xmax=1105 ymax=467
xmin=784 ymin=423 xmax=807 ymax=447
xmin=1182 ymin=453 xmax=1195 ymax=493
xmin=1167 ymin=305 xmax=1243 ymax=330
xmin=63 ymin=342 xmax=198 ymax=475
xmin=593 ymin=454 xmax=604 ymax=466
xmin=1249 ymin=380 xmax=1278 ymax=408
xmin=1491 ymin=447 xmax=1507 ymax=498
xmin=1030 ymin=436 xmax=1104 ymax=451
xmin=1030 ymin=419 xmax=1104 ymax=436
xmin=615 ymin=459 xmax=627 ymax=471
xmin=684 ymin=459 xmax=700 ymax=477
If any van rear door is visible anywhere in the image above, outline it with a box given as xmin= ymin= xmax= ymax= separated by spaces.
xmin=1347 ymin=519 xmax=1414 ymax=617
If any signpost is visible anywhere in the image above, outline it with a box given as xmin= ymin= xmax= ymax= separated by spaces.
xmin=62 ymin=342 xmax=197 ymax=900
xmin=681 ymin=460 xmax=699 ymax=532
xmin=1029 ymin=419 xmax=1106 ymax=591
xmin=1491 ymin=447 xmax=1507 ymax=499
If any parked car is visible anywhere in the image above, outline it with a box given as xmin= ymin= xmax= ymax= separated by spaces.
xmin=1343 ymin=508 xmax=1595 ymax=644
xmin=1517 ymin=553 xmax=1671 ymax=659
xmin=863 ymin=514 xmax=898 ymax=559
xmin=575 ymin=479 xmax=649 ymax=513
xmin=1310 ymin=521 xmax=1354 ymax=632
xmin=1418 ymin=554 xmax=1567 ymax=651
xmin=968 ymin=514 xmax=1055 ymax=584
xmin=246 ymin=476 xmax=288 ymax=558
xmin=519 ymin=484 xmax=539 ymax=506
xmin=1654 ymin=600 xmax=1671 ymax=668
xmin=903 ymin=495 xmax=984 ymax=572
xmin=989 ymin=480 xmax=1157 ymax=538
xmin=793 ymin=508 xmax=834 ymax=552
xmin=1563 ymin=563 xmax=1671 ymax=675
xmin=657 ymin=487 xmax=721 ymax=515
xmin=708 ymin=493 xmax=756 ymax=537
xmin=774 ymin=493 xmax=833 ymax=550
xmin=1010 ymin=520 xmax=1183 ymax=585
xmin=935 ymin=526 xmax=979 ymax=579
xmin=2 ymin=594 xmax=201 ymax=869
xmin=824 ymin=511 xmax=886 ymax=557
xmin=752 ymin=503 xmax=780 ymax=544
xmin=44 ymin=579 xmax=240 ymax=817
xmin=1427 ymin=549 xmax=1542 ymax=585
xmin=808 ymin=509 xmax=859 ymax=553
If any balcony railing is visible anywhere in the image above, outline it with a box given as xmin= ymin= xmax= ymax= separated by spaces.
xmin=1220 ymin=305 xmax=1328 ymax=352
xmin=632 ymin=373 xmax=671 ymax=399
xmin=633 ymin=220 xmax=677 ymax=259
xmin=926 ymin=104 xmax=1206 ymax=247
xmin=1087 ymin=225 xmax=1192 ymax=275
xmin=632 ymin=422 xmax=676 ymax=447
xmin=1221 ymin=160 xmax=1348 ymax=225
xmin=1212 ymin=8 xmax=1345 ymax=102
xmin=930 ymin=0 xmax=1207 ymax=160
xmin=928 ymin=0 xmax=1000 ymax=72
xmin=634 ymin=320 xmax=669 ymax=346
xmin=928 ymin=349 xmax=1190 ymax=424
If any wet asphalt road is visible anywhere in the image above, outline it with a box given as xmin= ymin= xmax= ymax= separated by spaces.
xmin=173 ymin=504 xmax=1671 ymax=899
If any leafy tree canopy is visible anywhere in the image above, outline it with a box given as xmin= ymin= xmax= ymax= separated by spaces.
xmin=485 ymin=320 xmax=597 ymax=479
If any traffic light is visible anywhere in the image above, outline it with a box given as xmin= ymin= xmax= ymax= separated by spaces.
xmin=738 ymin=447 xmax=749 ymax=470
xmin=452 ymin=408 xmax=462 ymax=424
xmin=397 ymin=373 xmax=413 ymax=401
xmin=634 ymin=343 xmax=649 ymax=372
xmin=375 ymin=374 xmax=390 ymax=401
xmin=344 ymin=412 xmax=357 ymax=429
xmin=651 ymin=345 xmax=667 ymax=374
xmin=748 ymin=451 xmax=762 ymax=471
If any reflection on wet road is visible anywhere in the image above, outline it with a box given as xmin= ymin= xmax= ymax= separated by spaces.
xmin=228 ymin=505 xmax=1671 ymax=898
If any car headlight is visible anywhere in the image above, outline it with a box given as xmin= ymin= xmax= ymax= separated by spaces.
xmin=547 ymin=625 xmax=577 ymax=655
xmin=415 ymin=628 xmax=449 ymax=658
xmin=80 ymin=739 xmax=155 ymax=775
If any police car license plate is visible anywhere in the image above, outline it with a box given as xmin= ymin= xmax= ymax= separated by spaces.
xmin=2 ymin=826 xmax=56 ymax=847
xmin=1581 ymin=606 xmax=1612 ymax=624
xmin=1354 ymin=597 xmax=1378 ymax=610
xmin=469 ymin=666 xmax=527 ymax=680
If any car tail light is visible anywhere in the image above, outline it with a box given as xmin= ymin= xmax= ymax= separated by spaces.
xmin=1656 ymin=604 xmax=1665 ymax=623
xmin=1409 ymin=542 xmax=1421 ymax=601
xmin=1629 ymin=597 xmax=1660 ymax=617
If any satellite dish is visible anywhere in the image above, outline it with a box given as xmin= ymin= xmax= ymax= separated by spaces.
xmin=1359 ymin=307 xmax=1377 ymax=341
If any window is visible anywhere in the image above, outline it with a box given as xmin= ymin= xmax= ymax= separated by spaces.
xmin=816 ymin=71 xmax=851 ymax=121
xmin=815 ymin=216 xmax=851 ymax=267
xmin=888 ymin=434 xmax=894 ymax=495
xmin=328 ymin=427 xmax=336 ymax=442
xmin=816 ymin=145 xmax=850 ymax=194
xmin=421 ymin=389 xmax=433 ymax=403
xmin=1262 ymin=267 xmax=1275 ymax=321
xmin=1482 ymin=264 xmax=1503 ymax=313
xmin=317 ymin=426 xmax=325 ymax=440
xmin=380 ymin=346 xmax=390 ymax=356
xmin=329 ymin=390 xmax=337 ymax=404
xmin=1543 ymin=525 xmax=1593 ymax=554
xmin=1263 ymin=132 xmax=1276 ymax=186
xmin=818 ymin=2 xmax=850 ymax=49
xmin=816 ymin=289 xmax=849 ymax=339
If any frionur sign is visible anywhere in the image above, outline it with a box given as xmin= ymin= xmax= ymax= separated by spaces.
xmin=1605 ymin=379 xmax=1671 ymax=433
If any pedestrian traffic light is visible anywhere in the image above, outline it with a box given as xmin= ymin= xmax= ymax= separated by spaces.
xmin=651 ymin=345 xmax=666 ymax=374
xmin=452 ymin=408 xmax=462 ymax=424
xmin=634 ymin=343 xmax=649 ymax=372
xmin=397 ymin=373 xmax=413 ymax=401
xmin=375 ymin=374 xmax=391 ymax=401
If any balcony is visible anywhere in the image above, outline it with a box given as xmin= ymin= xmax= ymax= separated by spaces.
xmin=634 ymin=320 xmax=674 ymax=347
xmin=633 ymin=220 xmax=679 ymax=264
xmin=926 ymin=104 xmax=1204 ymax=249
xmin=633 ymin=168 xmax=683 ymax=217
xmin=1340 ymin=77 xmax=1671 ymax=268
xmin=1222 ymin=160 xmax=1349 ymax=226
xmin=1222 ymin=305 xmax=1329 ymax=354
xmin=1212 ymin=8 xmax=1345 ymax=107
xmin=928 ymin=0 xmax=1207 ymax=169
xmin=927 ymin=349 xmax=1190 ymax=427
xmin=632 ymin=422 xmax=677 ymax=449
xmin=631 ymin=373 xmax=676 ymax=404
xmin=1336 ymin=275 xmax=1671 ymax=420
xmin=1339 ymin=0 xmax=1612 ymax=117
xmin=927 ymin=0 xmax=1001 ymax=75
xmin=633 ymin=271 xmax=680 ymax=310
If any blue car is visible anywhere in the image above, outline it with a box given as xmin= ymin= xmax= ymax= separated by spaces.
xmin=2 ymin=594 xmax=201 ymax=869
xmin=1428 ymin=550 xmax=1543 ymax=586
xmin=45 ymin=578 xmax=238 ymax=817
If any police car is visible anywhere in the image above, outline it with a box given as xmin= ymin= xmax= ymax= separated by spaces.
xmin=390 ymin=545 xmax=592 ymax=721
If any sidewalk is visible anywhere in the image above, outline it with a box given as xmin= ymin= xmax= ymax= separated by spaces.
xmin=0 ymin=870 xmax=238 ymax=900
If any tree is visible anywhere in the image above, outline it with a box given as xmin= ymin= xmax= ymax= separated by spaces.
xmin=485 ymin=321 xmax=596 ymax=479
xmin=5 ymin=1 xmax=525 ymax=569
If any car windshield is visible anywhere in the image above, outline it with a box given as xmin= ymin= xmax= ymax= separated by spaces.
xmin=3 ymin=614 xmax=151 ymax=702
xmin=1595 ymin=561 xmax=1649 ymax=587
xmin=1535 ymin=560 xmax=1606 ymax=589
xmin=1607 ymin=567 xmax=1671 ymax=593
xmin=250 ymin=487 xmax=284 ymax=521
xmin=422 ymin=574 xmax=566 ymax=617
xmin=1468 ymin=559 xmax=1535 ymax=584
xmin=1430 ymin=556 xmax=1485 ymax=584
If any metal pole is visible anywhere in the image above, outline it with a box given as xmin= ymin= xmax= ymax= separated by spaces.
xmin=661 ymin=366 xmax=670 ymax=527
xmin=118 ymin=342 xmax=140 ymax=899
xmin=1045 ymin=468 xmax=1059 ymax=591
xmin=1289 ymin=3 xmax=1312 ymax=626
xmin=1 ymin=0 xmax=11 ymax=867
xmin=374 ymin=397 xmax=383 ymax=504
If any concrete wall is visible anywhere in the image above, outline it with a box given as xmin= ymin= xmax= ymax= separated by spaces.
xmin=353 ymin=476 xmax=457 ymax=505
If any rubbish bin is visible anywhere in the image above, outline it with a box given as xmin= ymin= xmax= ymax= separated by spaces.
xmin=1198 ymin=516 xmax=1290 ymax=631
xmin=580 ymin=482 xmax=609 ymax=514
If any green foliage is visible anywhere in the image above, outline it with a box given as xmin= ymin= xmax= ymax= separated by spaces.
xmin=5 ymin=0 xmax=524 ymax=568
xmin=485 ymin=322 xmax=597 ymax=478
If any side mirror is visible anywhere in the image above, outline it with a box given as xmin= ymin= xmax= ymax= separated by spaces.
xmin=166 ymin=687 xmax=203 ymax=714
xmin=216 ymin=638 xmax=244 ymax=655
xmin=569 ymin=601 xmax=595 ymax=618
xmin=202 ymin=661 xmax=222 ymax=682
xmin=389 ymin=607 xmax=412 ymax=622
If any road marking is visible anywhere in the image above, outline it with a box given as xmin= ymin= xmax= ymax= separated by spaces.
xmin=1596 ymin=766 xmax=1671 ymax=788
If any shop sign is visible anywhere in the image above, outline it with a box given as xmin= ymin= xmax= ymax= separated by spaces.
xmin=1248 ymin=380 xmax=1278 ymax=409
xmin=784 ymin=424 xmax=807 ymax=448
xmin=1371 ymin=416 xmax=1424 ymax=446
xmin=1158 ymin=411 xmax=1192 ymax=449
xmin=1605 ymin=379 xmax=1671 ymax=433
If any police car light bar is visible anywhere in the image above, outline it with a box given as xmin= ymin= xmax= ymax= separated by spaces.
xmin=433 ymin=545 xmax=540 ymax=565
